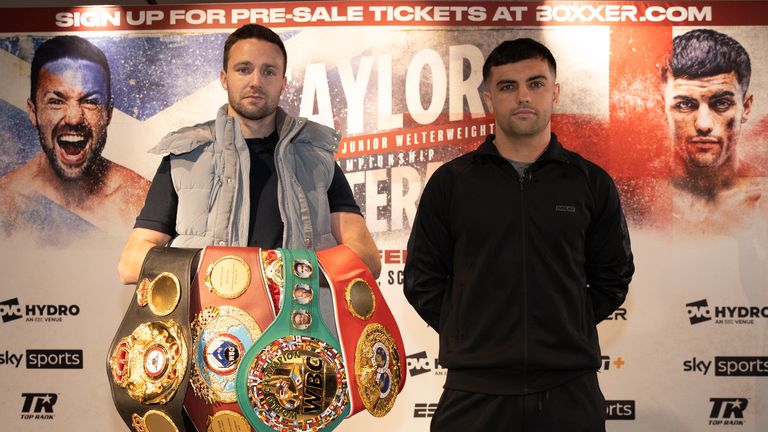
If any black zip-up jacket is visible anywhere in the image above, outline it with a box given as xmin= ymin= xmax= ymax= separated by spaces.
xmin=403 ymin=133 xmax=634 ymax=394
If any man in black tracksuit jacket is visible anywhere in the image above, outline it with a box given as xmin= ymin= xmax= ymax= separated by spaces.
xmin=404 ymin=38 xmax=634 ymax=431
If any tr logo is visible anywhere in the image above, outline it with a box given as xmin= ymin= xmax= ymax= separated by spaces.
xmin=21 ymin=393 xmax=57 ymax=414
xmin=604 ymin=307 xmax=627 ymax=321
xmin=686 ymin=299 xmax=711 ymax=325
xmin=710 ymin=398 xmax=748 ymax=419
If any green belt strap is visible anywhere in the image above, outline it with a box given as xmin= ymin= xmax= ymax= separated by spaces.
xmin=236 ymin=248 xmax=350 ymax=431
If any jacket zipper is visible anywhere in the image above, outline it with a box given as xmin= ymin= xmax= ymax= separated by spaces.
xmin=274 ymin=117 xmax=307 ymax=247
xmin=520 ymin=167 xmax=529 ymax=393
xmin=208 ymin=175 xmax=222 ymax=211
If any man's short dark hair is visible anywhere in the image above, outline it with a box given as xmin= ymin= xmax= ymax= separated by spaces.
xmin=223 ymin=24 xmax=287 ymax=72
xmin=662 ymin=29 xmax=751 ymax=95
xmin=483 ymin=38 xmax=557 ymax=84
xmin=30 ymin=35 xmax=111 ymax=103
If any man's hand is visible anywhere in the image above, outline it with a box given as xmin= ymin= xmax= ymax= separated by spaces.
xmin=330 ymin=212 xmax=381 ymax=278
xmin=117 ymin=228 xmax=171 ymax=284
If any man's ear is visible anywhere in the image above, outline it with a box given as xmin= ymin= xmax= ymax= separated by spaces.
xmin=26 ymin=98 xmax=37 ymax=126
xmin=483 ymin=90 xmax=494 ymax=114
xmin=220 ymin=69 xmax=228 ymax=91
xmin=741 ymin=93 xmax=753 ymax=124
xmin=553 ymin=82 xmax=560 ymax=106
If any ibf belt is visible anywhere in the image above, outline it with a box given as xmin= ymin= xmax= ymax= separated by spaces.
xmin=236 ymin=249 xmax=350 ymax=432
xmin=317 ymin=244 xmax=407 ymax=418
xmin=184 ymin=246 xmax=277 ymax=432
xmin=107 ymin=247 xmax=201 ymax=432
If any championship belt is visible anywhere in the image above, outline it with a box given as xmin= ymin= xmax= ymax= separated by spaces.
xmin=107 ymin=247 xmax=201 ymax=432
xmin=317 ymin=245 xmax=406 ymax=417
xmin=184 ymin=246 xmax=277 ymax=432
xmin=235 ymin=249 xmax=350 ymax=431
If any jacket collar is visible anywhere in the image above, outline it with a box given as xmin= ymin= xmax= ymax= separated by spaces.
xmin=151 ymin=105 xmax=297 ymax=155
xmin=475 ymin=133 xmax=570 ymax=164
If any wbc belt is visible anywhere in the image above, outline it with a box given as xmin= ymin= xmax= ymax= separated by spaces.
xmin=107 ymin=246 xmax=201 ymax=432
xmin=317 ymin=245 xmax=407 ymax=417
xmin=184 ymin=246 xmax=277 ymax=432
xmin=236 ymin=249 xmax=350 ymax=432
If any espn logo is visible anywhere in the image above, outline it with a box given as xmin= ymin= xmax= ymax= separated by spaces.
xmin=413 ymin=402 xmax=438 ymax=418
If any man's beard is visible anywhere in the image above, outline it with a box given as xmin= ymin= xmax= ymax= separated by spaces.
xmin=229 ymin=94 xmax=278 ymax=121
xmin=39 ymin=126 xmax=107 ymax=182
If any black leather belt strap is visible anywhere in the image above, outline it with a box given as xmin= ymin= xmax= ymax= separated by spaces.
xmin=107 ymin=247 xmax=201 ymax=432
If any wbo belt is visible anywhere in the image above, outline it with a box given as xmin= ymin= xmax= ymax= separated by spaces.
xmin=107 ymin=247 xmax=201 ymax=432
xmin=184 ymin=246 xmax=276 ymax=432
xmin=236 ymin=248 xmax=350 ymax=432
xmin=317 ymin=244 xmax=407 ymax=418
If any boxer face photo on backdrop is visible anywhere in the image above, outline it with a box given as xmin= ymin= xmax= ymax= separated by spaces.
xmin=27 ymin=57 xmax=112 ymax=181
xmin=664 ymin=70 xmax=752 ymax=170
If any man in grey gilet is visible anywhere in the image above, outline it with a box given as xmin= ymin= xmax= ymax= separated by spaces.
xmin=117 ymin=24 xmax=380 ymax=284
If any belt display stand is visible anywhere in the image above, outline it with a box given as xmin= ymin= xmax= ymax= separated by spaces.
xmin=107 ymin=247 xmax=201 ymax=432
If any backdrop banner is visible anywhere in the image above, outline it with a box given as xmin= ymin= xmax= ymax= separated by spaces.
xmin=1 ymin=2 xmax=766 ymax=431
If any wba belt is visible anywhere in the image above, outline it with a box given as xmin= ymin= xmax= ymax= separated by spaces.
xmin=184 ymin=246 xmax=276 ymax=432
xmin=107 ymin=247 xmax=201 ymax=432
xmin=317 ymin=244 xmax=407 ymax=417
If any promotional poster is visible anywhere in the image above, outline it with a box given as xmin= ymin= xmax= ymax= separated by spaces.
xmin=0 ymin=1 xmax=766 ymax=430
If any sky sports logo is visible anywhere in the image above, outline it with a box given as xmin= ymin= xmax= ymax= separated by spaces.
xmin=605 ymin=400 xmax=635 ymax=420
xmin=686 ymin=299 xmax=768 ymax=325
xmin=1 ymin=350 xmax=83 ymax=369
xmin=683 ymin=356 xmax=768 ymax=376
